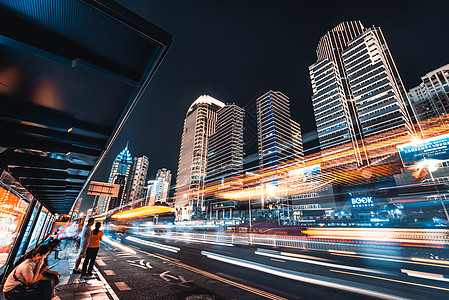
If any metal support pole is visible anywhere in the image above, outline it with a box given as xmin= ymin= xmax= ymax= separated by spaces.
xmin=249 ymin=199 xmax=252 ymax=232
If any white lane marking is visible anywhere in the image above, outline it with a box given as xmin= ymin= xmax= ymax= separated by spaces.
xmin=201 ymin=251 xmax=407 ymax=300
xmin=401 ymin=269 xmax=449 ymax=282
xmin=114 ymin=281 xmax=132 ymax=291
xmin=93 ymin=266 xmax=119 ymax=300
xmin=138 ymin=259 xmax=153 ymax=269
xmin=255 ymin=249 xmax=387 ymax=275
xmin=126 ymin=236 xmax=180 ymax=253
xmin=96 ymin=259 xmax=106 ymax=266
xmin=104 ymin=270 xmax=116 ymax=276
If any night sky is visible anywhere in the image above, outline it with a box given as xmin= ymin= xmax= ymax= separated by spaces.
xmin=83 ymin=0 xmax=449 ymax=210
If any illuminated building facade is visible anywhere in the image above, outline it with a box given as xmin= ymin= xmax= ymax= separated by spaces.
xmin=97 ymin=144 xmax=133 ymax=212
xmin=309 ymin=21 xmax=366 ymax=168
xmin=408 ymin=64 xmax=449 ymax=123
xmin=125 ymin=155 xmax=149 ymax=205
xmin=207 ymin=104 xmax=245 ymax=180
xmin=146 ymin=168 xmax=172 ymax=205
xmin=175 ymin=95 xmax=225 ymax=220
xmin=310 ymin=21 xmax=415 ymax=167
xmin=256 ymin=90 xmax=304 ymax=168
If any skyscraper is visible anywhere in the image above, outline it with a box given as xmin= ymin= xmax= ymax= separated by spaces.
xmin=256 ymin=90 xmax=303 ymax=168
xmin=408 ymin=64 xmax=449 ymax=124
xmin=146 ymin=168 xmax=172 ymax=205
xmin=126 ymin=155 xmax=149 ymax=205
xmin=175 ymin=95 xmax=225 ymax=220
xmin=309 ymin=21 xmax=416 ymax=168
xmin=207 ymin=104 xmax=245 ymax=180
xmin=98 ymin=144 xmax=133 ymax=212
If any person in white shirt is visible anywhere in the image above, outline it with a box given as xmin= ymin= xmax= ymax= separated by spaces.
xmin=73 ymin=217 xmax=94 ymax=273
xmin=3 ymin=244 xmax=58 ymax=300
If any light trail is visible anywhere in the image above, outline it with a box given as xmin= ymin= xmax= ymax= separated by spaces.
xmin=201 ymin=251 xmax=406 ymax=300
xmin=401 ymin=269 xmax=449 ymax=282
xmin=255 ymin=249 xmax=388 ymax=274
xmin=126 ymin=236 xmax=180 ymax=253
xmin=102 ymin=235 xmax=136 ymax=254
xmin=330 ymin=269 xmax=449 ymax=292
xmin=411 ymin=257 xmax=449 ymax=266
xmin=330 ymin=252 xmax=449 ymax=269
xmin=139 ymin=232 xmax=234 ymax=247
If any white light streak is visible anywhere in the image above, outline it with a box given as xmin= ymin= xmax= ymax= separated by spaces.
xmin=102 ymin=236 xmax=136 ymax=254
xmin=255 ymin=249 xmax=387 ymax=274
xmin=126 ymin=236 xmax=180 ymax=253
xmin=201 ymin=251 xmax=404 ymax=300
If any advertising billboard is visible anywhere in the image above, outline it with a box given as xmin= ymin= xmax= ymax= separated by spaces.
xmin=0 ymin=185 xmax=29 ymax=268
xmin=398 ymin=134 xmax=449 ymax=166
xmin=351 ymin=196 xmax=374 ymax=208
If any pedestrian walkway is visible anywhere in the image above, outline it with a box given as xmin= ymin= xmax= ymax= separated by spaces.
xmin=47 ymin=240 xmax=118 ymax=300
xmin=0 ymin=240 xmax=118 ymax=300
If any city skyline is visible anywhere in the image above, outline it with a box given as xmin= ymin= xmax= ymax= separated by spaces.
xmin=80 ymin=0 xmax=449 ymax=211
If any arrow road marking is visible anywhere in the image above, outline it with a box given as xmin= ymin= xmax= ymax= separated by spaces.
xmin=159 ymin=271 xmax=192 ymax=287
xmin=160 ymin=271 xmax=171 ymax=281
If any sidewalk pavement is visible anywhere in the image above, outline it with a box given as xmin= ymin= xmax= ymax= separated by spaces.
xmin=47 ymin=240 xmax=118 ymax=300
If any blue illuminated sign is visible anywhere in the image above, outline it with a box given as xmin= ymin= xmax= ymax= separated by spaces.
xmin=397 ymin=134 xmax=449 ymax=166
xmin=351 ymin=196 xmax=374 ymax=208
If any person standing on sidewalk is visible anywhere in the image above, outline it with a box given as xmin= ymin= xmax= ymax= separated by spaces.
xmin=73 ymin=217 xmax=94 ymax=273
xmin=81 ymin=222 xmax=103 ymax=277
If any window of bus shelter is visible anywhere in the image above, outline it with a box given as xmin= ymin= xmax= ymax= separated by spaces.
xmin=46 ymin=216 xmax=55 ymax=237
xmin=0 ymin=184 xmax=29 ymax=269
xmin=15 ymin=203 xmax=39 ymax=260
xmin=38 ymin=210 xmax=51 ymax=244
xmin=27 ymin=208 xmax=47 ymax=250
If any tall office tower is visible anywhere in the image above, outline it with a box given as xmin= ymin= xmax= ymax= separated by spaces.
xmin=342 ymin=26 xmax=415 ymax=163
xmin=256 ymin=90 xmax=303 ymax=168
xmin=207 ymin=104 xmax=245 ymax=180
xmin=100 ymin=144 xmax=133 ymax=212
xmin=125 ymin=155 xmax=149 ymax=205
xmin=408 ymin=64 xmax=449 ymax=124
xmin=146 ymin=168 xmax=172 ymax=205
xmin=309 ymin=21 xmax=368 ymax=168
xmin=309 ymin=21 xmax=415 ymax=167
xmin=175 ymin=95 xmax=225 ymax=220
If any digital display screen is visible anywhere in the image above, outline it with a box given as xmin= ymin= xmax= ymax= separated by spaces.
xmin=398 ymin=134 xmax=449 ymax=166
xmin=0 ymin=185 xmax=29 ymax=268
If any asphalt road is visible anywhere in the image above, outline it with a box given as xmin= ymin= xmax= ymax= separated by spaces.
xmin=94 ymin=232 xmax=449 ymax=300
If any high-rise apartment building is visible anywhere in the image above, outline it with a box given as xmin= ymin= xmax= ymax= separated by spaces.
xmin=175 ymin=95 xmax=225 ymax=220
xmin=309 ymin=21 xmax=416 ymax=167
xmin=126 ymin=155 xmax=149 ymax=205
xmin=146 ymin=168 xmax=172 ymax=205
xmin=408 ymin=64 xmax=449 ymax=123
xmin=97 ymin=144 xmax=133 ymax=213
xmin=256 ymin=90 xmax=303 ymax=167
xmin=207 ymin=104 xmax=245 ymax=180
